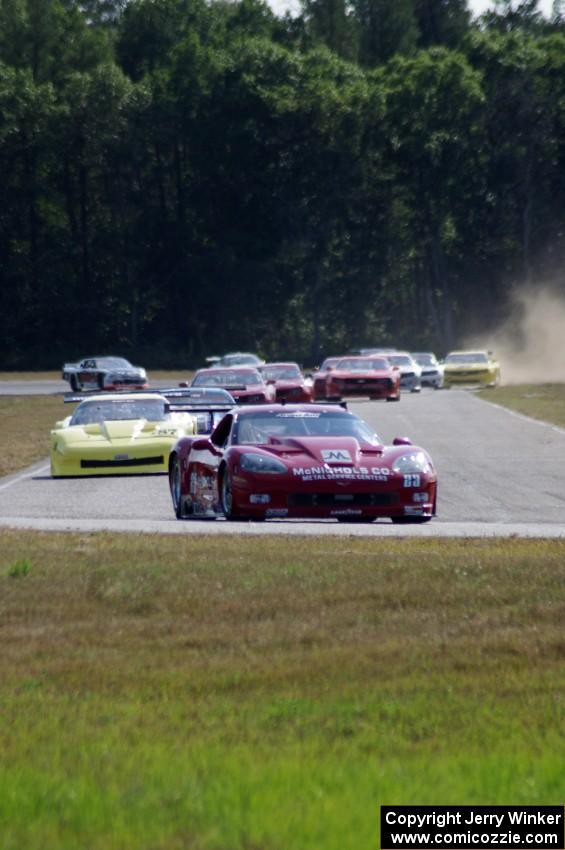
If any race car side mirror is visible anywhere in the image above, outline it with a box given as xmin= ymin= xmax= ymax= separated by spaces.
xmin=393 ymin=437 xmax=412 ymax=446
xmin=192 ymin=438 xmax=223 ymax=455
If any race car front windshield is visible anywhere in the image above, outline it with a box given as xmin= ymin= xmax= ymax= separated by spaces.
xmin=319 ymin=358 xmax=340 ymax=371
xmin=221 ymin=354 xmax=261 ymax=366
xmin=71 ymin=399 xmax=168 ymax=425
xmin=335 ymin=358 xmax=389 ymax=371
xmin=97 ymin=357 xmax=133 ymax=369
xmin=193 ymin=369 xmax=263 ymax=387
xmin=387 ymin=355 xmax=413 ymax=366
xmin=261 ymin=365 xmax=302 ymax=380
xmin=235 ymin=411 xmax=381 ymax=446
xmin=445 ymin=352 xmax=488 ymax=364
xmin=413 ymin=354 xmax=435 ymax=365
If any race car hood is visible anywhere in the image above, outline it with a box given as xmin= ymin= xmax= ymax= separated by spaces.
xmin=228 ymin=384 xmax=265 ymax=393
xmin=329 ymin=369 xmax=391 ymax=379
xmin=393 ymin=364 xmax=419 ymax=375
xmin=104 ymin=369 xmax=145 ymax=378
xmin=60 ymin=419 xmax=181 ymax=443
xmin=249 ymin=437 xmax=384 ymax=466
xmin=444 ymin=363 xmax=490 ymax=372
xmin=271 ymin=379 xmax=306 ymax=388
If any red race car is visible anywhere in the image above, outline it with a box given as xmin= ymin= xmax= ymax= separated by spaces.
xmin=312 ymin=357 xmax=342 ymax=400
xmin=169 ymin=404 xmax=437 ymax=523
xmin=324 ymin=356 xmax=401 ymax=402
xmin=259 ymin=362 xmax=312 ymax=403
xmin=190 ymin=367 xmax=276 ymax=404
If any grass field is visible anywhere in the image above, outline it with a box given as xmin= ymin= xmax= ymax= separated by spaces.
xmin=0 ymin=395 xmax=66 ymax=477
xmin=478 ymin=383 xmax=565 ymax=429
xmin=0 ymin=375 xmax=193 ymax=478
xmin=1 ymin=530 xmax=563 ymax=849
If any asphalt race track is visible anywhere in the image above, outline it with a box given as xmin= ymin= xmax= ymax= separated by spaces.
xmin=1 ymin=387 xmax=565 ymax=537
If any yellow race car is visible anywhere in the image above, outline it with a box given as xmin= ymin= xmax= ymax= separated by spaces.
xmin=442 ymin=350 xmax=501 ymax=388
xmin=50 ymin=390 xmax=234 ymax=477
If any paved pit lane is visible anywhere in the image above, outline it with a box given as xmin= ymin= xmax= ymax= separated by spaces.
xmin=1 ymin=389 xmax=565 ymax=537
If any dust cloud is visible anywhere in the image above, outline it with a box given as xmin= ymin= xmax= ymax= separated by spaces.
xmin=464 ymin=287 xmax=565 ymax=384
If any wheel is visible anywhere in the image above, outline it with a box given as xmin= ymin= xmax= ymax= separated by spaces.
xmin=386 ymin=395 xmax=400 ymax=402
xmin=97 ymin=372 xmax=106 ymax=390
xmin=170 ymin=456 xmax=184 ymax=519
xmin=70 ymin=375 xmax=79 ymax=392
xmin=391 ymin=516 xmax=432 ymax=524
xmin=221 ymin=468 xmax=247 ymax=520
xmin=410 ymin=385 xmax=421 ymax=393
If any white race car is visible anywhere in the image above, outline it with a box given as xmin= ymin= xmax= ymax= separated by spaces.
xmin=411 ymin=352 xmax=444 ymax=388
xmin=386 ymin=352 xmax=422 ymax=392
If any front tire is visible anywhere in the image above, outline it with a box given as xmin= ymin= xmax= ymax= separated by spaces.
xmin=70 ymin=375 xmax=79 ymax=392
xmin=386 ymin=395 xmax=400 ymax=402
xmin=221 ymin=467 xmax=247 ymax=520
xmin=97 ymin=372 xmax=106 ymax=390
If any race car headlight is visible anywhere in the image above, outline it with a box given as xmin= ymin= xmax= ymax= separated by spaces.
xmin=392 ymin=452 xmax=433 ymax=475
xmin=240 ymin=453 xmax=287 ymax=474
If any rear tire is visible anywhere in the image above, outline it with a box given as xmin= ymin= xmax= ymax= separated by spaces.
xmin=170 ymin=456 xmax=184 ymax=519
xmin=70 ymin=375 xmax=79 ymax=392
xmin=386 ymin=395 xmax=400 ymax=402
xmin=97 ymin=373 xmax=106 ymax=390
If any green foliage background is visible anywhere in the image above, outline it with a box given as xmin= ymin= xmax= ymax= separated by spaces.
xmin=1 ymin=0 xmax=564 ymax=366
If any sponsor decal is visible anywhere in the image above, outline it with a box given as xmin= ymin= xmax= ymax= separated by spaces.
xmin=292 ymin=465 xmax=391 ymax=482
xmin=321 ymin=449 xmax=352 ymax=463
xmin=330 ymin=508 xmax=363 ymax=516
xmin=404 ymin=505 xmax=424 ymax=515
xmin=114 ymin=454 xmax=129 ymax=460
xmin=412 ymin=491 xmax=429 ymax=503
xmin=250 ymin=494 xmax=271 ymax=504
xmin=403 ymin=474 xmax=421 ymax=487
xmin=276 ymin=412 xmax=320 ymax=418
xmin=265 ymin=508 xmax=289 ymax=518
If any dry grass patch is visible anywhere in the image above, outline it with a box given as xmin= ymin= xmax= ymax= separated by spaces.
xmin=0 ymin=395 xmax=65 ymax=477
xmin=479 ymin=383 xmax=565 ymax=428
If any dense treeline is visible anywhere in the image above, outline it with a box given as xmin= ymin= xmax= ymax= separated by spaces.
xmin=1 ymin=0 xmax=565 ymax=367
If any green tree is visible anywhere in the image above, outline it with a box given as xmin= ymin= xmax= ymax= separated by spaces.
xmin=300 ymin=0 xmax=357 ymax=60
xmin=377 ymin=47 xmax=486 ymax=347
xmin=413 ymin=0 xmax=470 ymax=48
xmin=351 ymin=0 xmax=418 ymax=66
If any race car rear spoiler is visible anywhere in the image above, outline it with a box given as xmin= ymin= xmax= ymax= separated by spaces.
xmin=63 ymin=388 xmax=236 ymax=404
xmin=62 ymin=390 xmax=235 ymax=434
